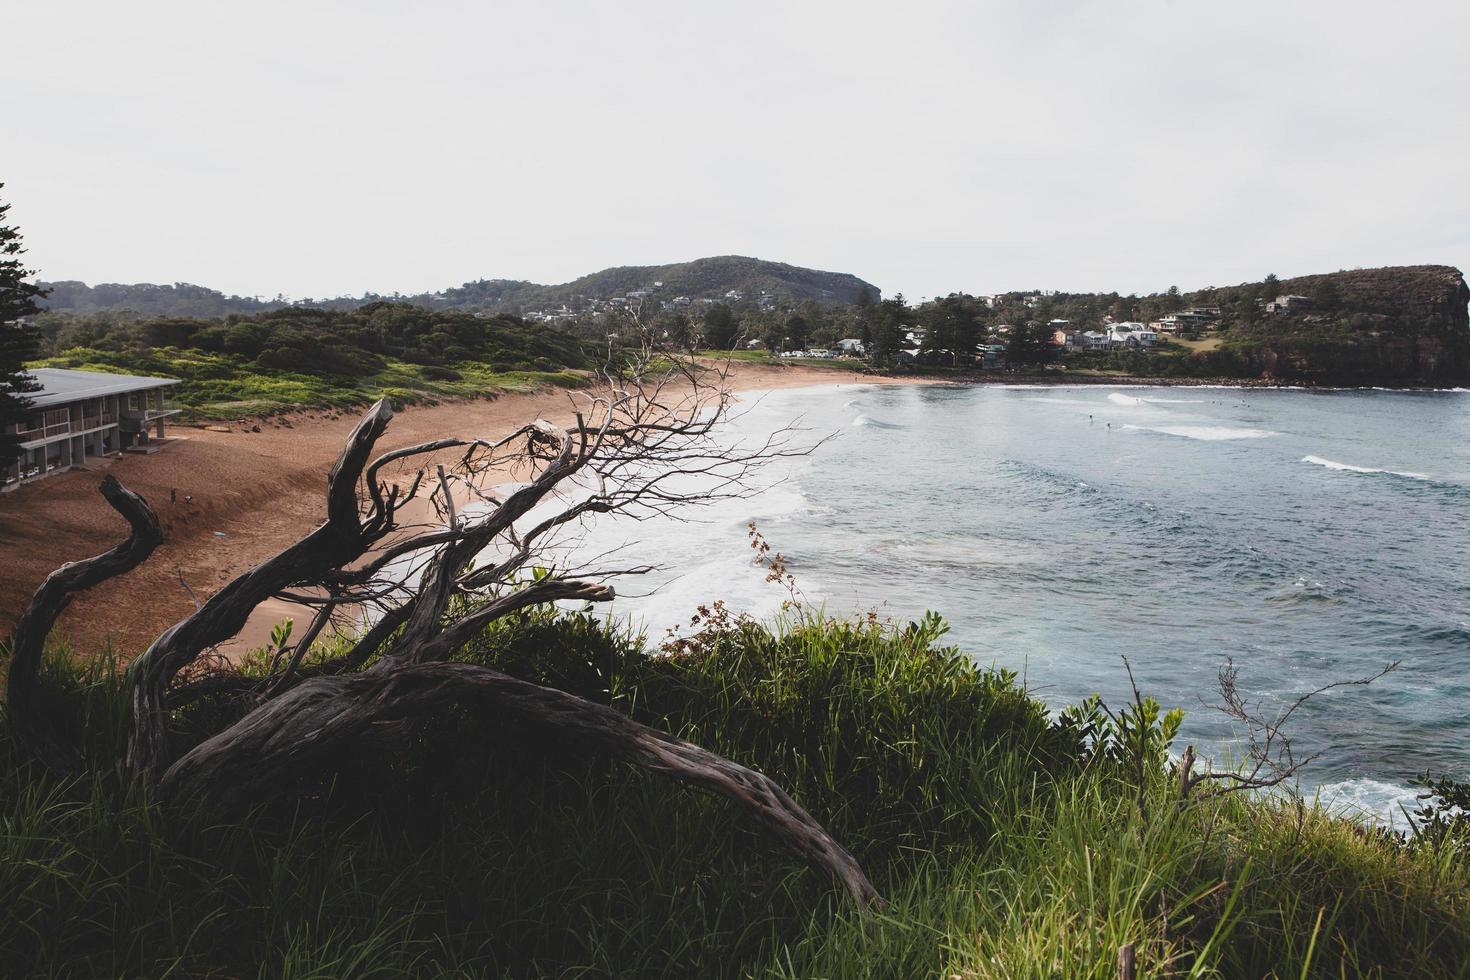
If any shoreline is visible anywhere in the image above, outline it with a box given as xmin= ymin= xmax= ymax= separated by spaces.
xmin=3 ymin=361 xmax=1461 ymax=659
xmin=0 ymin=362 xmax=928 ymax=659
xmin=858 ymin=368 xmax=1470 ymax=391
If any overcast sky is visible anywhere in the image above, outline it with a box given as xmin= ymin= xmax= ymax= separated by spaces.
xmin=5 ymin=0 xmax=1468 ymax=302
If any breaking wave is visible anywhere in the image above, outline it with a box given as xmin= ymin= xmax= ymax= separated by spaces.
xmin=1122 ymin=424 xmax=1278 ymax=441
xmin=1300 ymin=455 xmax=1430 ymax=481
xmin=1316 ymin=777 xmax=1422 ymax=827
xmin=851 ymin=414 xmax=906 ymax=430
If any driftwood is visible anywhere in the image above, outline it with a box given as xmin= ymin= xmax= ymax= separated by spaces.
xmin=161 ymin=661 xmax=878 ymax=905
xmin=6 ymin=344 xmax=879 ymax=904
xmin=7 ymin=475 xmax=162 ymax=743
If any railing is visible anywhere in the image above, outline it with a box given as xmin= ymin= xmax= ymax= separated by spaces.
xmin=14 ymin=421 xmax=72 ymax=441
xmin=123 ymin=404 xmax=180 ymax=420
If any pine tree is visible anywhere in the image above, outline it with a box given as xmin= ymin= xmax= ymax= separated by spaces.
xmin=702 ymin=303 xmax=738 ymax=350
xmin=0 ymin=184 xmax=45 ymax=472
xmin=1005 ymin=321 xmax=1053 ymax=366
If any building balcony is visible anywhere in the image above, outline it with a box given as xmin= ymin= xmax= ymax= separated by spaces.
xmin=14 ymin=420 xmax=74 ymax=443
xmin=123 ymin=405 xmax=179 ymax=420
xmin=120 ymin=406 xmax=182 ymax=432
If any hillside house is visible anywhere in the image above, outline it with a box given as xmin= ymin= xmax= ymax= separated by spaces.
xmin=2 ymin=368 xmax=181 ymax=489
xmin=1266 ymin=294 xmax=1313 ymax=314
xmin=1155 ymin=310 xmax=1214 ymax=334
xmin=1107 ymin=323 xmax=1157 ymax=348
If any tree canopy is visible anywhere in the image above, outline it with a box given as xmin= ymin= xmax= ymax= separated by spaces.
xmin=0 ymin=184 xmax=44 ymax=470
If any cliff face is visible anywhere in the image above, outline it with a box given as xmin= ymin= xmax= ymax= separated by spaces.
xmin=1242 ymin=265 xmax=1469 ymax=385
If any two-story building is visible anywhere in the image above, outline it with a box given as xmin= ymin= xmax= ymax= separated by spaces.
xmin=2 ymin=368 xmax=181 ymax=490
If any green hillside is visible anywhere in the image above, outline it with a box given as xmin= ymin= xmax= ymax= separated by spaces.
xmin=29 ymin=302 xmax=593 ymax=418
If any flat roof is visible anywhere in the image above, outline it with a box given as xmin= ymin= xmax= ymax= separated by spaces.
xmin=25 ymin=368 xmax=180 ymax=408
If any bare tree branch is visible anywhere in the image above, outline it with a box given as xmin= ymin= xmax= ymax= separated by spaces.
xmin=1177 ymin=658 xmax=1401 ymax=801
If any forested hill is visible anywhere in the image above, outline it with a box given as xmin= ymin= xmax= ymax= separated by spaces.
xmin=415 ymin=256 xmax=880 ymax=311
xmin=36 ymin=256 xmax=880 ymax=318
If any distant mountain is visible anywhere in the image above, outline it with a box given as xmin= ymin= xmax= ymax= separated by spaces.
xmin=36 ymin=256 xmax=882 ymax=318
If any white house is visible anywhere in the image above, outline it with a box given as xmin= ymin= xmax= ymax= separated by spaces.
xmin=1080 ymin=331 xmax=1110 ymax=350
xmin=835 ymin=338 xmax=866 ymax=355
xmin=1108 ymin=323 xmax=1157 ymax=348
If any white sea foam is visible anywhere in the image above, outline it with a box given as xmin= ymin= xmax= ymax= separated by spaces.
xmin=851 ymin=414 xmax=905 ymax=430
xmin=1023 ymin=396 xmax=1100 ymax=406
xmin=1301 ymin=455 xmax=1430 ymax=480
xmin=1106 ymin=392 xmax=1147 ymax=406
xmin=1122 ymin=424 xmax=1278 ymax=441
xmin=1316 ymin=777 xmax=1422 ymax=827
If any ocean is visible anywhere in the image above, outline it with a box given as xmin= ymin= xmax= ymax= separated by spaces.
xmin=556 ymin=381 xmax=1470 ymax=823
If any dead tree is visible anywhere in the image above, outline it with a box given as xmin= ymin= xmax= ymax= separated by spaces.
xmin=6 ymin=475 xmax=162 ymax=747
xmin=6 ymin=347 xmax=879 ymax=905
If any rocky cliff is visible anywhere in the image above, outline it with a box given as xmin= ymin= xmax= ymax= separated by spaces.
xmin=1236 ymin=265 xmax=1469 ymax=385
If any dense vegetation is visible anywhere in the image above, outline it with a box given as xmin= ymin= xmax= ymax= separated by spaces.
xmin=37 ymin=256 xmax=880 ymax=318
xmin=1 ymin=608 xmax=1466 ymax=976
xmin=29 ymin=303 xmax=593 ymax=417
xmin=959 ymin=265 xmax=1470 ymax=385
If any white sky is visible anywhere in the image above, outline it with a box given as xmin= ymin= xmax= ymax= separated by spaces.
xmin=4 ymin=0 xmax=1468 ymax=301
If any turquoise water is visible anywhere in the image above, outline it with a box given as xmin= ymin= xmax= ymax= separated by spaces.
xmin=577 ymin=382 xmax=1470 ymax=820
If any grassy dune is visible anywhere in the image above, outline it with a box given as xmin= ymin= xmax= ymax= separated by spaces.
xmin=32 ymin=346 xmax=588 ymax=420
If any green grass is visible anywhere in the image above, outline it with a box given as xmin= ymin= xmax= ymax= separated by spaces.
xmin=30 ymin=346 xmax=589 ymax=419
xmin=1 ymin=611 xmax=1466 ymax=977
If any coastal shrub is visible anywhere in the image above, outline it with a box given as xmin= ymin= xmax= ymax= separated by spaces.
xmin=2 ymin=614 xmax=1468 ymax=976
xmin=453 ymin=608 xmax=1080 ymax=852
xmin=26 ymin=304 xmax=596 ymax=418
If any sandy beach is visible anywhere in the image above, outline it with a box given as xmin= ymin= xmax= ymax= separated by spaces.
xmin=0 ymin=362 xmax=922 ymax=659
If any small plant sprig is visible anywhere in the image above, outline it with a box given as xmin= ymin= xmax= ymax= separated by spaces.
xmin=661 ymin=524 xmax=808 ymax=655
xmin=748 ymin=522 xmax=803 ymax=611
xmin=660 ymin=600 xmax=758 ymax=656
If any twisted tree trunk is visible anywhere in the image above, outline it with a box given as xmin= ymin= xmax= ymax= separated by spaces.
xmin=123 ymin=400 xmax=393 ymax=775
xmin=161 ymin=660 xmax=879 ymax=905
xmin=7 ymin=475 xmax=161 ymax=746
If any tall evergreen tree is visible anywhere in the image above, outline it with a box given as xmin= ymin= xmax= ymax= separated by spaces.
xmin=0 ymin=184 xmax=45 ymax=472
xmin=702 ymin=303 xmax=738 ymax=350
xmin=784 ymin=313 xmax=810 ymax=351
xmin=867 ymin=297 xmax=913 ymax=365
xmin=1005 ymin=321 xmax=1054 ymax=367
